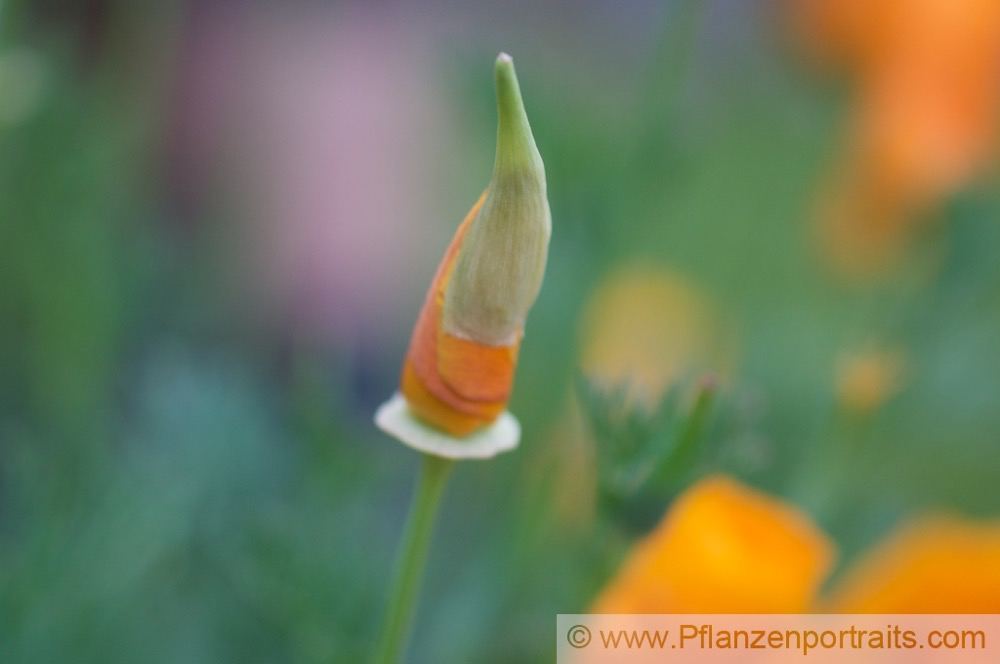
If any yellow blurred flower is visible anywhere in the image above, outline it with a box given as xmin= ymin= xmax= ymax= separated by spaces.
xmin=592 ymin=475 xmax=835 ymax=613
xmin=578 ymin=263 xmax=726 ymax=407
xmin=594 ymin=474 xmax=1000 ymax=613
xmin=794 ymin=0 xmax=1000 ymax=274
xmin=558 ymin=265 xmax=730 ymax=529
xmin=835 ymin=346 xmax=907 ymax=415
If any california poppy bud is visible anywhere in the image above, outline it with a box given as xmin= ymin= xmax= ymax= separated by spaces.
xmin=444 ymin=55 xmax=550 ymax=348
xmin=376 ymin=53 xmax=550 ymax=458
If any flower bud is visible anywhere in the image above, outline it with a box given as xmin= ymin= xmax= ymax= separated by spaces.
xmin=377 ymin=53 xmax=550 ymax=454
xmin=443 ymin=53 xmax=550 ymax=347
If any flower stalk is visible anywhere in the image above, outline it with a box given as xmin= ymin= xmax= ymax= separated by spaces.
xmin=373 ymin=454 xmax=454 ymax=664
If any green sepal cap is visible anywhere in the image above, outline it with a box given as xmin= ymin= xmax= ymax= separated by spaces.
xmin=443 ymin=53 xmax=551 ymax=346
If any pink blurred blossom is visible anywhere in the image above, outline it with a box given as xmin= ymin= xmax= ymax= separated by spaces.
xmin=171 ymin=4 xmax=463 ymax=344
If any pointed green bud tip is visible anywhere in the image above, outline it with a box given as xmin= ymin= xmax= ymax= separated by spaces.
xmin=443 ymin=53 xmax=551 ymax=347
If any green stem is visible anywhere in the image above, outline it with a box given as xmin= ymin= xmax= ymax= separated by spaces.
xmin=373 ymin=454 xmax=454 ymax=664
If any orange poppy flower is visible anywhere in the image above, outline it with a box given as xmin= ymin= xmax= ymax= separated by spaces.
xmin=824 ymin=516 xmax=1000 ymax=613
xmin=592 ymin=475 xmax=835 ymax=613
xmin=594 ymin=474 xmax=1000 ymax=613
xmin=795 ymin=0 xmax=1000 ymax=273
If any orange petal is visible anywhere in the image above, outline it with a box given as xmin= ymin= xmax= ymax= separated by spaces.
xmin=824 ymin=515 xmax=1000 ymax=613
xmin=437 ymin=331 xmax=518 ymax=404
xmin=592 ymin=475 xmax=835 ymax=613
xmin=400 ymin=191 xmax=519 ymax=436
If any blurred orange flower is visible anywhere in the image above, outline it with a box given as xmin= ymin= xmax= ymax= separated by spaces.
xmin=592 ymin=475 xmax=835 ymax=613
xmin=594 ymin=474 xmax=1000 ymax=613
xmin=824 ymin=516 xmax=1000 ymax=613
xmin=794 ymin=0 xmax=1000 ymax=274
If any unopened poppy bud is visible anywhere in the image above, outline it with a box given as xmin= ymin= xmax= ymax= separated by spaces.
xmin=444 ymin=54 xmax=550 ymax=346
xmin=375 ymin=53 xmax=550 ymax=459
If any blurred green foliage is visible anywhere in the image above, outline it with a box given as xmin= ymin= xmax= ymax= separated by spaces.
xmin=578 ymin=377 xmax=718 ymax=530
xmin=1 ymin=1 xmax=999 ymax=662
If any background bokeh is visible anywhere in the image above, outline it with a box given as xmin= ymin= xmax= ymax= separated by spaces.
xmin=2 ymin=0 xmax=999 ymax=661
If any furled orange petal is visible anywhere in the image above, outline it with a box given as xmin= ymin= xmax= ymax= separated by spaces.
xmin=592 ymin=475 xmax=835 ymax=613
xmin=401 ymin=191 xmax=521 ymax=436
xmin=437 ymin=331 xmax=518 ymax=404
xmin=824 ymin=515 xmax=1000 ymax=613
